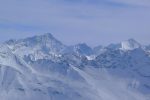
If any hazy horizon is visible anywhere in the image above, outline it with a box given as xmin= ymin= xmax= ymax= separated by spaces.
xmin=0 ymin=0 xmax=150 ymax=46
xmin=0 ymin=33 xmax=149 ymax=47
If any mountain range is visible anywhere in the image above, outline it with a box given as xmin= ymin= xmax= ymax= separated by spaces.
xmin=0 ymin=33 xmax=150 ymax=100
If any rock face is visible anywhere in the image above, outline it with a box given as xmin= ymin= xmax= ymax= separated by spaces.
xmin=0 ymin=33 xmax=150 ymax=100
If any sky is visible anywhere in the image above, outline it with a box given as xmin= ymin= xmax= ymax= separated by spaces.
xmin=0 ymin=0 xmax=150 ymax=46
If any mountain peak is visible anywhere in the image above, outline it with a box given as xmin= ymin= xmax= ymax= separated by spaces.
xmin=21 ymin=33 xmax=62 ymax=46
xmin=73 ymin=43 xmax=93 ymax=56
xmin=121 ymin=38 xmax=141 ymax=50
xmin=76 ymin=43 xmax=89 ymax=47
xmin=5 ymin=33 xmax=66 ymax=60
xmin=42 ymin=33 xmax=54 ymax=38
xmin=33 ymin=33 xmax=55 ymax=41
xmin=5 ymin=33 xmax=61 ymax=47
xmin=127 ymin=38 xmax=138 ymax=43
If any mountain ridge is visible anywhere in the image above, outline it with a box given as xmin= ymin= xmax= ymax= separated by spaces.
xmin=0 ymin=33 xmax=149 ymax=100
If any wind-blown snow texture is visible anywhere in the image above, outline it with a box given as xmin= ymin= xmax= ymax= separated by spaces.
xmin=0 ymin=33 xmax=149 ymax=100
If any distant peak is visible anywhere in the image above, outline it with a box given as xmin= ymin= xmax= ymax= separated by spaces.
xmin=8 ymin=33 xmax=65 ymax=48
xmin=127 ymin=38 xmax=138 ymax=43
xmin=28 ymin=33 xmax=56 ymax=41
xmin=76 ymin=43 xmax=88 ymax=47
xmin=43 ymin=33 xmax=53 ymax=37
xmin=72 ymin=43 xmax=93 ymax=56
xmin=40 ymin=33 xmax=54 ymax=39
xmin=121 ymin=38 xmax=141 ymax=50
xmin=75 ymin=43 xmax=92 ymax=50
xmin=124 ymin=38 xmax=140 ymax=45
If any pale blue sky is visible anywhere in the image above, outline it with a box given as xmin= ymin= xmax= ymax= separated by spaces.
xmin=0 ymin=0 xmax=150 ymax=46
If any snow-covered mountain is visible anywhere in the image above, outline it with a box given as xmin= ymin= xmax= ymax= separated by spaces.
xmin=0 ymin=33 xmax=150 ymax=100
xmin=95 ymin=48 xmax=150 ymax=93
xmin=120 ymin=39 xmax=141 ymax=50
xmin=5 ymin=33 xmax=66 ymax=61
xmin=106 ymin=39 xmax=141 ymax=51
